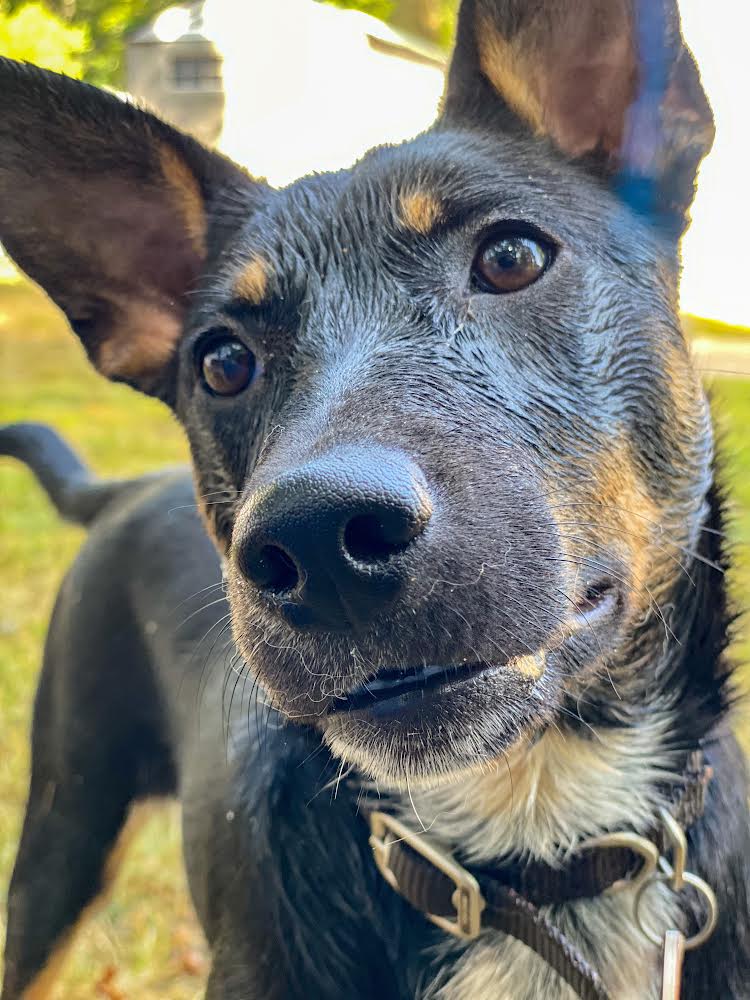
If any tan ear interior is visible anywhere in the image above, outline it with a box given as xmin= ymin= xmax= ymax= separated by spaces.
xmin=475 ymin=2 xmax=638 ymax=159
xmin=95 ymin=301 xmax=183 ymax=381
xmin=89 ymin=147 xmax=209 ymax=382
xmin=158 ymin=143 xmax=208 ymax=257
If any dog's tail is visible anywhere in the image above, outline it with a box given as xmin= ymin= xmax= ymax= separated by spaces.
xmin=0 ymin=422 xmax=123 ymax=526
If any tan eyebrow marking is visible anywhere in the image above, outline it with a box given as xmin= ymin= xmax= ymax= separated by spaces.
xmin=397 ymin=188 xmax=443 ymax=235
xmin=232 ymin=256 xmax=270 ymax=304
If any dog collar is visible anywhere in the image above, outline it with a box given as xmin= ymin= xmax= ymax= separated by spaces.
xmin=367 ymin=750 xmax=716 ymax=1000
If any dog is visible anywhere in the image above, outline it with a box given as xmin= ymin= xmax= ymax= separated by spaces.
xmin=1 ymin=0 xmax=749 ymax=996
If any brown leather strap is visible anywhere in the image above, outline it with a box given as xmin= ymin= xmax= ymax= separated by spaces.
xmin=388 ymin=839 xmax=610 ymax=1000
xmin=669 ymin=750 xmax=713 ymax=832
xmin=368 ymin=751 xmax=712 ymax=1000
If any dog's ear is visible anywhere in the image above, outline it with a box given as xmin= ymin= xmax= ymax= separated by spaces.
xmin=0 ymin=58 xmax=259 ymax=397
xmin=442 ymin=0 xmax=714 ymax=231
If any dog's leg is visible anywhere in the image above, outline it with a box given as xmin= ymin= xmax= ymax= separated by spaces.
xmin=3 ymin=794 xmax=155 ymax=1000
xmin=2 ymin=667 xmax=139 ymax=999
xmin=2 ymin=600 xmax=174 ymax=999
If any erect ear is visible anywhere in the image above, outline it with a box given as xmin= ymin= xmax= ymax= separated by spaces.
xmin=442 ymin=0 xmax=715 ymax=232
xmin=0 ymin=58 xmax=260 ymax=398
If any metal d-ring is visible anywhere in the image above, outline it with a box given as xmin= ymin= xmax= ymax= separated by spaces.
xmin=658 ymin=807 xmax=687 ymax=890
xmin=633 ymin=868 xmax=719 ymax=950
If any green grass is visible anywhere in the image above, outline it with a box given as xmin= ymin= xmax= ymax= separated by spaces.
xmin=0 ymin=279 xmax=748 ymax=997
xmin=683 ymin=313 xmax=750 ymax=342
xmin=711 ymin=378 xmax=750 ymax=703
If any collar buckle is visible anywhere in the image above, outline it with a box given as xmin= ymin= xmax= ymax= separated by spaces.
xmin=578 ymin=830 xmax=661 ymax=892
xmin=368 ymin=810 xmax=486 ymax=939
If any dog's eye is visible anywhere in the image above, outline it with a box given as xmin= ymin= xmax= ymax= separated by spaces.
xmin=472 ymin=232 xmax=552 ymax=294
xmin=197 ymin=333 xmax=256 ymax=396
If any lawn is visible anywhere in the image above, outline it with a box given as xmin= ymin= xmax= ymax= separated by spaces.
xmin=1 ymin=279 xmax=748 ymax=998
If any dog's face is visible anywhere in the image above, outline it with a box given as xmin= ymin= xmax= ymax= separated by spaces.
xmin=0 ymin=0 xmax=714 ymax=784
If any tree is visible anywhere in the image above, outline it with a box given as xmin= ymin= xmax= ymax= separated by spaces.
xmin=5 ymin=0 xmax=172 ymax=85
xmin=328 ymin=0 xmax=395 ymax=21
xmin=328 ymin=0 xmax=456 ymax=47
xmin=388 ymin=0 xmax=456 ymax=47
xmin=0 ymin=2 xmax=87 ymax=75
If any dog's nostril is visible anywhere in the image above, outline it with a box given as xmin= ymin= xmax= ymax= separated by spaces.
xmin=343 ymin=513 xmax=411 ymax=564
xmin=246 ymin=544 xmax=299 ymax=594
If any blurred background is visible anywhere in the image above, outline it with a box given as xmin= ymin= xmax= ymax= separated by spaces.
xmin=0 ymin=1 xmax=748 ymax=996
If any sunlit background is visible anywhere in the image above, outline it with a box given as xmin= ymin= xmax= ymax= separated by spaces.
xmin=1 ymin=2 xmax=748 ymax=998
xmin=151 ymin=0 xmax=750 ymax=328
xmin=1 ymin=0 xmax=748 ymax=328
xmin=679 ymin=0 xmax=750 ymax=327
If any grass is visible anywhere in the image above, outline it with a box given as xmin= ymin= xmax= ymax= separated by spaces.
xmin=1 ymin=278 xmax=748 ymax=997
xmin=683 ymin=313 xmax=750 ymax=342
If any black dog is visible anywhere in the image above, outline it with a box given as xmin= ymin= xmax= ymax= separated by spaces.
xmin=1 ymin=0 xmax=749 ymax=996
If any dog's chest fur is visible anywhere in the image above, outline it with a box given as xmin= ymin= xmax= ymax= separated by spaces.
xmin=384 ymin=718 xmax=685 ymax=999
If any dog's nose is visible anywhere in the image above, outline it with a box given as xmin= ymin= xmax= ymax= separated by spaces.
xmin=236 ymin=446 xmax=432 ymax=632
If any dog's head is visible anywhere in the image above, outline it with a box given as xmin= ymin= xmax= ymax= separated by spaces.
xmin=0 ymin=0 xmax=715 ymax=785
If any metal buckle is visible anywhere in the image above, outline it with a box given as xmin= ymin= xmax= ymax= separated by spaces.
xmin=368 ymin=811 xmax=486 ymax=940
xmin=579 ymin=830 xmax=661 ymax=892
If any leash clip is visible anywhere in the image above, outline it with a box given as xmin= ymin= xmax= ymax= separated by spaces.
xmin=661 ymin=929 xmax=686 ymax=1000
xmin=368 ymin=811 xmax=485 ymax=940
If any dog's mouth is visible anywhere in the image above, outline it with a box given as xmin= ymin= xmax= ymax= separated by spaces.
xmin=326 ymin=578 xmax=618 ymax=720
xmin=327 ymin=659 xmax=498 ymax=717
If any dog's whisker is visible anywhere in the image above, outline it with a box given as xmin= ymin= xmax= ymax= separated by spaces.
xmin=174 ymin=595 xmax=232 ymax=633
xmin=170 ymin=580 xmax=226 ymax=613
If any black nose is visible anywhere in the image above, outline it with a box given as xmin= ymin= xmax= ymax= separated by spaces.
xmin=236 ymin=446 xmax=433 ymax=632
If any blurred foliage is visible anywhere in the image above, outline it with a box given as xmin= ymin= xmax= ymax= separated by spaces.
xmin=386 ymin=0 xmax=456 ymax=48
xmin=328 ymin=0 xmax=395 ymax=22
xmin=0 ymin=1 xmax=87 ymax=75
xmin=329 ymin=0 xmax=456 ymax=47
xmin=0 ymin=1 xmax=458 ymax=88
xmin=3 ymin=0 xmax=173 ymax=85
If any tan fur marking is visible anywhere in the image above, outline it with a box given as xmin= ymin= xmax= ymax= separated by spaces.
xmin=158 ymin=144 xmax=207 ymax=256
xmin=592 ymin=442 xmax=660 ymax=599
xmin=20 ymin=800 xmax=166 ymax=1000
xmin=548 ymin=439 xmax=660 ymax=617
xmin=19 ymin=939 xmax=73 ymax=1000
xmin=508 ymin=650 xmax=546 ymax=680
xmin=233 ymin=256 xmax=269 ymax=304
xmin=95 ymin=302 xmax=181 ymax=380
xmin=476 ymin=23 xmax=545 ymax=134
xmin=397 ymin=189 xmax=443 ymax=235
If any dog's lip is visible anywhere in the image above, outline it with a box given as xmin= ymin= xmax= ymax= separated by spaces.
xmin=327 ymin=659 xmax=500 ymax=716
xmin=323 ymin=587 xmax=620 ymax=721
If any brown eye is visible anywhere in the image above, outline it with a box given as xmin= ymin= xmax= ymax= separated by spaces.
xmin=198 ymin=334 xmax=256 ymax=396
xmin=472 ymin=232 xmax=552 ymax=294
